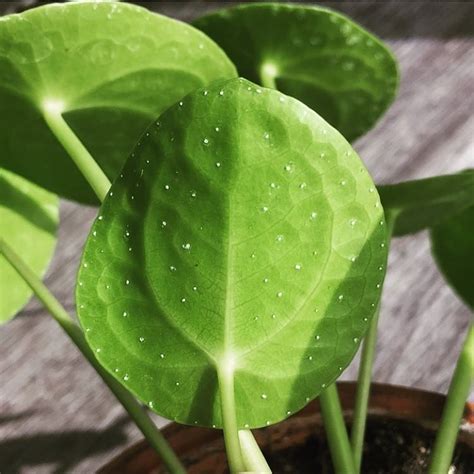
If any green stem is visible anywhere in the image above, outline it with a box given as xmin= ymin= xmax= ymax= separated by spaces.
xmin=217 ymin=362 xmax=246 ymax=473
xmin=319 ymin=384 xmax=356 ymax=474
xmin=351 ymin=212 xmax=395 ymax=473
xmin=239 ymin=430 xmax=271 ymax=473
xmin=429 ymin=323 xmax=474 ymax=474
xmin=0 ymin=238 xmax=186 ymax=474
xmin=42 ymin=100 xmax=111 ymax=202
xmin=351 ymin=303 xmax=380 ymax=472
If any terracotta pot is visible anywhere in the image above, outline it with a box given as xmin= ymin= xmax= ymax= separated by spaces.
xmin=100 ymin=382 xmax=474 ymax=473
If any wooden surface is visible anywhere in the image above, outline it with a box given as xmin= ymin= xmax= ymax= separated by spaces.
xmin=1 ymin=1 xmax=473 ymax=473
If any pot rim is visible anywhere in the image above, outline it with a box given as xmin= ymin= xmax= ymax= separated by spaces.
xmin=100 ymin=381 xmax=474 ymax=473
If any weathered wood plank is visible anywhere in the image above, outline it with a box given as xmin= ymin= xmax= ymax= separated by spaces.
xmin=0 ymin=2 xmax=473 ymax=473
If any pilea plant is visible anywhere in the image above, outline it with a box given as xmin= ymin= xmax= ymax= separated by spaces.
xmin=192 ymin=3 xmax=398 ymax=142
xmin=0 ymin=2 xmax=472 ymax=474
xmin=0 ymin=0 xmax=236 ymax=203
xmin=76 ymin=77 xmax=387 ymax=472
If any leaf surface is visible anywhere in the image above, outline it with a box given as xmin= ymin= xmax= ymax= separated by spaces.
xmin=0 ymin=2 xmax=236 ymax=204
xmin=378 ymin=170 xmax=474 ymax=236
xmin=431 ymin=206 xmax=474 ymax=310
xmin=193 ymin=3 xmax=398 ymax=142
xmin=76 ymin=78 xmax=387 ymax=428
xmin=0 ymin=168 xmax=58 ymax=323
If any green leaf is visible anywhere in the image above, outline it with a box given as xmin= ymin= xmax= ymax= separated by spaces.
xmin=431 ymin=206 xmax=474 ymax=310
xmin=0 ymin=2 xmax=236 ymax=205
xmin=76 ymin=78 xmax=387 ymax=428
xmin=378 ymin=170 xmax=474 ymax=236
xmin=0 ymin=168 xmax=58 ymax=323
xmin=193 ymin=3 xmax=398 ymax=142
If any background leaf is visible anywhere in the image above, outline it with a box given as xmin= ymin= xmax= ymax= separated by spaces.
xmin=193 ymin=3 xmax=398 ymax=142
xmin=431 ymin=206 xmax=474 ymax=310
xmin=0 ymin=168 xmax=58 ymax=323
xmin=378 ymin=170 xmax=474 ymax=236
xmin=0 ymin=2 xmax=236 ymax=204
xmin=76 ymin=78 xmax=387 ymax=428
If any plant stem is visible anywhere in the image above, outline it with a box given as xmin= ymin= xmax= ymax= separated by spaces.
xmin=42 ymin=101 xmax=111 ymax=202
xmin=239 ymin=430 xmax=271 ymax=473
xmin=351 ymin=303 xmax=380 ymax=472
xmin=217 ymin=363 xmax=246 ymax=473
xmin=0 ymin=238 xmax=186 ymax=474
xmin=351 ymin=212 xmax=395 ymax=472
xmin=429 ymin=323 xmax=474 ymax=474
xmin=319 ymin=384 xmax=356 ymax=474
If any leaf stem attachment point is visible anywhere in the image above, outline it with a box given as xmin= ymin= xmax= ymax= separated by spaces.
xmin=260 ymin=62 xmax=278 ymax=89
xmin=41 ymin=98 xmax=111 ymax=202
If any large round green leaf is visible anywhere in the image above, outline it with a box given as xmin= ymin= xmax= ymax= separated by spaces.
xmin=379 ymin=170 xmax=474 ymax=236
xmin=0 ymin=2 xmax=236 ymax=204
xmin=431 ymin=206 xmax=474 ymax=310
xmin=76 ymin=78 xmax=387 ymax=428
xmin=193 ymin=3 xmax=398 ymax=142
xmin=0 ymin=168 xmax=58 ymax=323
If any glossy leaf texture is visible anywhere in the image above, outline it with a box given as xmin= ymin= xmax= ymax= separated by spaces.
xmin=431 ymin=206 xmax=474 ymax=310
xmin=0 ymin=168 xmax=58 ymax=323
xmin=76 ymin=78 xmax=387 ymax=428
xmin=193 ymin=3 xmax=398 ymax=142
xmin=0 ymin=2 xmax=236 ymax=204
xmin=378 ymin=170 xmax=474 ymax=236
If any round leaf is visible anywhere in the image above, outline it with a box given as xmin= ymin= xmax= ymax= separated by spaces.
xmin=431 ymin=205 xmax=474 ymax=310
xmin=193 ymin=3 xmax=398 ymax=142
xmin=76 ymin=78 xmax=387 ymax=428
xmin=378 ymin=170 xmax=474 ymax=236
xmin=0 ymin=2 xmax=236 ymax=204
xmin=0 ymin=168 xmax=58 ymax=323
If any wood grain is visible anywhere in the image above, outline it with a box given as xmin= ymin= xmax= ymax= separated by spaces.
xmin=0 ymin=2 xmax=473 ymax=473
